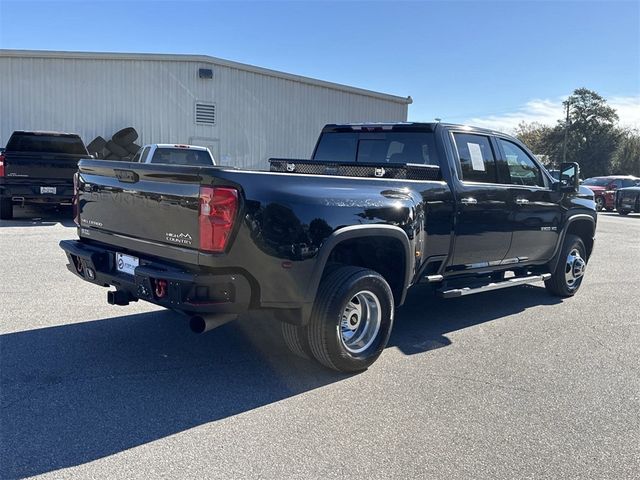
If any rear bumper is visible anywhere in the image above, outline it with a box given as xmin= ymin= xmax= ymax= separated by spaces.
xmin=0 ymin=179 xmax=73 ymax=204
xmin=59 ymin=239 xmax=252 ymax=314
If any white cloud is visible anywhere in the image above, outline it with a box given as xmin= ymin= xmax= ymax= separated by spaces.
xmin=608 ymin=96 xmax=640 ymax=129
xmin=464 ymin=95 xmax=640 ymax=133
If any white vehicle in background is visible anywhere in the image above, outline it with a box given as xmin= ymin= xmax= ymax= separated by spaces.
xmin=132 ymin=144 xmax=216 ymax=166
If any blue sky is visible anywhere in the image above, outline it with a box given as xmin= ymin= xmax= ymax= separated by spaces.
xmin=1 ymin=0 xmax=638 ymax=130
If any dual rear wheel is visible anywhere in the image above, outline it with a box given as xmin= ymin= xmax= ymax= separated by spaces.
xmin=282 ymin=266 xmax=394 ymax=373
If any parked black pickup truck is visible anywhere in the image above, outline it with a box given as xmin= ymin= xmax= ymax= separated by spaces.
xmin=60 ymin=123 xmax=597 ymax=372
xmin=0 ymin=131 xmax=89 ymax=219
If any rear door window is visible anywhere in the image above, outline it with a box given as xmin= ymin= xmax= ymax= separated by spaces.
xmin=452 ymin=133 xmax=497 ymax=183
xmin=615 ymin=179 xmax=638 ymax=188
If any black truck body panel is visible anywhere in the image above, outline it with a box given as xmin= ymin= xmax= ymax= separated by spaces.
xmin=60 ymin=123 xmax=597 ymax=323
xmin=69 ymin=161 xmax=454 ymax=312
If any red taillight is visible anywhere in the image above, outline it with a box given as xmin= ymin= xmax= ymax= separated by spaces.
xmin=199 ymin=187 xmax=238 ymax=253
xmin=0 ymin=153 xmax=5 ymax=177
xmin=73 ymin=172 xmax=80 ymax=226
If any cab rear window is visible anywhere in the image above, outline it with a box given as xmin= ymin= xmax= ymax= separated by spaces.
xmin=6 ymin=133 xmax=87 ymax=155
xmin=313 ymin=132 xmax=440 ymax=166
xmin=150 ymin=148 xmax=214 ymax=166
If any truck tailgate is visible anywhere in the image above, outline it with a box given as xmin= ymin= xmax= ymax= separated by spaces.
xmin=78 ymin=161 xmax=203 ymax=250
xmin=4 ymin=152 xmax=82 ymax=180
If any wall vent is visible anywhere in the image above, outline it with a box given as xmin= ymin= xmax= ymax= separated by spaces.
xmin=198 ymin=68 xmax=213 ymax=79
xmin=195 ymin=103 xmax=216 ymax=125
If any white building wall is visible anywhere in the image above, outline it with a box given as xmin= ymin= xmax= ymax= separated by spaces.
xmin=0 ymin=51 xmax=409 ymax=169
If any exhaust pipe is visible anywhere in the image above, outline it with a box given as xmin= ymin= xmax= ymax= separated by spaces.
xmin=189 ymin=314 xmax=237 ymax=334
xmin=107 ymin=290 xmax=135 ymax=306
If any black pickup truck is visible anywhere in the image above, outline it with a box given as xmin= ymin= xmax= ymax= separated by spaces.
xmin=0 ymin=131 xmax=89 ymax=220
xmin=60 ymin=123 xmax=597 ymax=372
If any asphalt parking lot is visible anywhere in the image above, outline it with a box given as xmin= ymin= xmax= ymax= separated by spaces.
xmin=1 ymin=206 xmax=638 ymax=479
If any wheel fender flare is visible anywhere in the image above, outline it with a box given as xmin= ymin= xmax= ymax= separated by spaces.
xmin=549 ymin=214 xmax=596 ymax=272
xmin=304 ymin=225 xmax=413 ymax=305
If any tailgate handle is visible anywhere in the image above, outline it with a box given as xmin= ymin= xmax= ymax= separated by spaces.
xmin=114 ymin=169 xmax=139 ymax=183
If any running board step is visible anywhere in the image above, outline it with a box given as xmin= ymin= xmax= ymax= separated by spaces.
xmin=436 ymin=273 xmax=551 ymax=299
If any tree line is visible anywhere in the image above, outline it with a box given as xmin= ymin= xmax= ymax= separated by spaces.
xmin=514 ymin=88 xmax=639 ymax=178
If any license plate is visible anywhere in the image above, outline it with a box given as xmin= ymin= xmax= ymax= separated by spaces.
xmin=40 ymin=186 xmax=56 ymax=194
xmin=115 ymin=253 xmax=139 ymax=276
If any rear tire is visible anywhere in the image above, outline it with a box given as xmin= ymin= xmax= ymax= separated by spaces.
xmin=126 ymin=142 xmax=141 ymax=154
xmin=307 ymin=266 xmax=394 ymax=372
xmin=86 ymin=136 xmax=107 ymax=154
xmin=0 ymin=198 xmax=13 ymax=220
xmin=545 ymin=234 xmax=587 ymax=297
xmin=618 ymin=210 xmax=630 ymax=216
xmin=106 ymin=140 xmax=129 ymax=158
xmin=281 ymin=322 xmax=312 ymax=359
xmin=112 ymin=127 xmax=138 ymax=147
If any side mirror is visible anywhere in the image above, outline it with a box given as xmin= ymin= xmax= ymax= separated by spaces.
xmin=556 ymin=162 xmax=580 ymax=192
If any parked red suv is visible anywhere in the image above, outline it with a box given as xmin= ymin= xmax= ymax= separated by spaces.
xmin=582 ymin=176 xmax=640 ymax=211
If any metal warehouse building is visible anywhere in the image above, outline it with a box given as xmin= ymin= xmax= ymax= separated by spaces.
xmin=0 ymin=50 xmax=411 ymax=169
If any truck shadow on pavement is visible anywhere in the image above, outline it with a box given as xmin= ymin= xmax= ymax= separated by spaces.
xmin=390 ymin=284 xmax=561 ymax=355
xmin=0 ymin=285 xmax=560 ymax=478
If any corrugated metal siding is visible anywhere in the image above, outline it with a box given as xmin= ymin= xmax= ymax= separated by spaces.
xmin=0 ymin=54 xmax=408 ymax=169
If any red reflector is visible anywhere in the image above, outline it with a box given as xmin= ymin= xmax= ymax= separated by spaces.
xmin=199 ymin=187 xmax=238 ymax=253
xmin=0 ymin=153 xmax=5 ymax=177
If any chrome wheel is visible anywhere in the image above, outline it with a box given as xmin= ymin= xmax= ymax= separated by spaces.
xmin=339 ymin=290 xmax=382 ymax=354
xmin=595 ymin=197 xmax=604 ymax=211
xmin=565 ymin=248 xmax=586 ymax=290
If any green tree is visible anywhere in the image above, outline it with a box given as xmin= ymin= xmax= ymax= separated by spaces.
xmin=611 ymin=129 xmax=640 ymax=176
xmin=514 ymin=121 xmax=555 ymax=162
xmin=559 ymin=88 xmax=620 ymax=177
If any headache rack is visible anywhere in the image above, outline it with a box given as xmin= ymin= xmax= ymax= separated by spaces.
xmin=269 ymin=159 xmax=442 ymax=181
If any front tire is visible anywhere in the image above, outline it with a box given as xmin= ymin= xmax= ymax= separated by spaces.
xmin=545 ymin=234 xmax=587 ymax=297
xmin=0 ymin=198 xmax=13 ymax=220
xmin=307 ymin=266 xmax=394 ymax=373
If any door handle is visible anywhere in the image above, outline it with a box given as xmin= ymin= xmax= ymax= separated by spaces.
xmin=515 ymin=198 xmax=530 ymax=205
xmin=460 ymin=197 xmax=477 ymax=205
